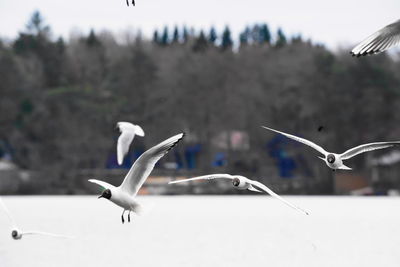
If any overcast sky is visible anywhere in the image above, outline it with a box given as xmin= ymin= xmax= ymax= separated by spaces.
xmin=1 ymin=0 xmax=399 ymax=50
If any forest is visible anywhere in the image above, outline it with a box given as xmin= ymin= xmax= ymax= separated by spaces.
xmin=1 ymin=11 xmax=400 ymax=194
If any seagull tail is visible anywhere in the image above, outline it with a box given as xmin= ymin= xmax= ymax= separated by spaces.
xmin=338 ymin=164 xmax=352 ymax=170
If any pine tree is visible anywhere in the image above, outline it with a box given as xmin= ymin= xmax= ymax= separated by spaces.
xmin=152 ymin=30 xmax=159 ymax=44
xmin=192 ymin=30 xmax=208 ymax=52
xmin=260 ymin=24 xmax=271 ymax=44
xmin=86 ymin=29 xmax=101 ymax=47
xmin=182 ymin=26 xmax=189 ymax=44
xmin=239 ymin=26 xmax=250 ymax=47
xmin=221 ymin=26 xmax=233 ymax=50
xmin=160 ymin=26 xmax=169 ymax=46
xmin=26 ymin=10 xmax=50 ymax=37
xmin=208 ymin=27 xmax=217 ymax=45
xmin=172 ymin=26 xmax=179 ymax=43
xmin=275 ymin=28 xmax=287 ymax=48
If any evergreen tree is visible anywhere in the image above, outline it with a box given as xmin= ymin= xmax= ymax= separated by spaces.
xmin=172 ymin=26 xmax=179 ymax=43
xmin=160 ymin=26 xmax=169 ymax=46
xmin=275 ymin=28 xmax=287 ymax=48
xmin=221 ymin=26 xmax=233 ymax=50
xmin=86 ymin=29 xmax=101 ymax=47
xmin=182 ymin=26 xmax=189 ymax=44
xmin=260 ymin=24 xmax=271 ymax=44
xmin=152 ymin=30 xmax=159 ymax=44
xmin=208 ymin=27 xmax=217 ymax=45
xmin=251 ymin=24 xmax=260 ymax=44
xmin=239 ymin=26 xmax=250 ymax=47
xmin=26 ymin=10 xmax=50 ymax=37
xmin=192 ymin=30 xmax=208 ymax=52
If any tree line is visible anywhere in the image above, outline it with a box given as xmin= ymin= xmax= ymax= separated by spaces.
xmin=1 ymin=11 xmax=400 ymax=194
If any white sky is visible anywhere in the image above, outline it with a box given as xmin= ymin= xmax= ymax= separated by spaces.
xmin=0 ymin=0 xmax=399 ymax=50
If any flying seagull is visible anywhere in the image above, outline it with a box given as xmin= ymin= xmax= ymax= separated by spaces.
xmin=116 ymin=122 xmax=145 ymax=165
xmin=126 ymin=0 xmax=135 ymax=6
xmin=262 ymin=126 xmax=400 ymax=170
xmin=89 ymin=133 xmax=184 ymax=223
xmin=169 ymin=174 xmax=309 ymax=215
xmin=351 ymin=19 xmax=400 ymax=57
xmin=0 ymin=198 xmax=74 ymax=240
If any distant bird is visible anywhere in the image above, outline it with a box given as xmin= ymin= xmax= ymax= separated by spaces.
xmin=169 ymin=174 xmax=309 ymax=215
xmin=317 ymin=126 xmax=324 ymax=132
xmin=126 ymin=0 xmax=135 ymax=6
xmin=262 ymin=126 xmax=400 ymax=170
xmin=351 ymin=19 xmax=400 ymax=57
xmin=116 ymin=122 xmax=145 ymax=165
xmin=0 ymin=198 xmax=74 ymax=240
xmin=89 ymin=133 xmax=184 ymax=223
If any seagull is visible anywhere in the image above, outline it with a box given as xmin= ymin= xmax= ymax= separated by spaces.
xmin=0 ymin=198 xmax=74 ymax=240
xmin=262 ymin=126 xmax=400 ymax=170
xmin=89 ymin=133 xmax=184 ymax=223
xmin=126 ymin=0 xmax=135 ymax=6
xmin=116 ymin=122 xmax=145 ymax=165
xmin=169 ymin=174 xmax=309 ymax=215
xmin=351 ymin=19 xmax=400 ymax=57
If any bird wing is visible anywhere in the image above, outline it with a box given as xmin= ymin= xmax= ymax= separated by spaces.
xmin=134 ymin=125 xmax=145 ymax=137
xmin=340 ymin=142 xmax=400 ymax=160
xmin=88 ymin=179 xmax=116 ymax=190
xmin=249 ymin=180 xmax=309 ymax=216
xmin=22 ymin=231 xmax=75 ymax=239
xmin=262 ymin=126 xmax=327 ymax=156
xmin=117 ymin=128 xmax=135 ymax=166
xmin=0 ymin=198 xmax=17 ymax=228
xmin=120 ymin=133 xmax=184 ymax=196
xmin=351 ymin=20 xmax=400 ymax=56
xmin=168 ymin=174 xmax=233 ymax=184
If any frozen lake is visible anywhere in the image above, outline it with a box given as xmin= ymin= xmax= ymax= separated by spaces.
xmin=0 ymin=196 xmax=399 ymax=267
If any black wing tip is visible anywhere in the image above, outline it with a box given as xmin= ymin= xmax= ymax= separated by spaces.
xmin=166 ymin=133 xmax=185 ymax=152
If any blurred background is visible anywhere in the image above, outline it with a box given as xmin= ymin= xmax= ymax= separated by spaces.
xmin=1 ymin=1 xmax=400 ymax=196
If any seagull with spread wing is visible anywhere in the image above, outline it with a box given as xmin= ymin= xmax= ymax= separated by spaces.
xmin=351 ymin=19 xmax=400 ymax=57
xmin=89 ymin=133 xmax=184 ymax=223
xmin=116 ymin=122 xmax=145 ymax=165
xmin=262 ymin=126 xmax=400 ymax=170
xmin=169 ymin=174 xmax=309 ymax=215
xmin=0 ymin=198 xmax=74 ymax=240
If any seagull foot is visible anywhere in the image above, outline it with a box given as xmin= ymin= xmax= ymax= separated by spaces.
xmin=121 ymin=215 xmax=125 ymax=224
xmin=126 ymin=0 xmax=129 ymax=6
xmin=128 ymin=212 xmax=131 ymax=223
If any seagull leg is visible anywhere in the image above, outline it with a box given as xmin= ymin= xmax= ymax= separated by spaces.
xmin=126 ymin=0 xmax=129 ymax=6
xmin=128 ymin=211 xmax=131 ymax=223
xmin=121 ymin=210 xmax=126 ymax=224
xmin=132 ymin=0 xmax=135 ymax=6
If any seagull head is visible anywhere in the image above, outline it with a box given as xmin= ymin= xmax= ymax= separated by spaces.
xmin=11 ymin=229 xmax=22 ymax=240
xmin=327 ymin=154 xmax=336 ymax=164
xmin=98 ymin=189 xmax=112 ymax=200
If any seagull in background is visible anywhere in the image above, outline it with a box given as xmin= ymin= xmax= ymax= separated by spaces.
xmin=90 ymin=133 xmax=184 ymax=223
xmin=0 ymin=198 xmax=74 ymax=240
xmin=351 ymin=19 xmax=400 ymax=57
xmin=126 ymin=0 xmax=135 ymax=6
xmin=116 ymin=122 xmax=145 ymax=165
xmin=262 ymin=126 xmax=400 ymax=170
xmin=169 ymin=174 xmax=309 ymax=215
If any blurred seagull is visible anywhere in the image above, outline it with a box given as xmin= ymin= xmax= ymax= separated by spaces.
xmin=89 ymin=133 xmax=184 ymax=223
xmin=126 ymin=0 xmax=135 ymax=6
xmin=116 ymin=122 xmax=145 ymax=165
xmin=169 ymin=174 xmax=309 ymax=215
xmin=0 ymin=198 xmax=74 ymax=240
xmin=351 ymin=19 xmax=400 ymax=57
xmin=262 ymin=126 xmax=400 ymax=170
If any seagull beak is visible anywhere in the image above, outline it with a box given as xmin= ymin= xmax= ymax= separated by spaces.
xmin=98 ymin=195 xmax=103 ymax=199
xmin=317 ymin=156 xmax=325 ymax=161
